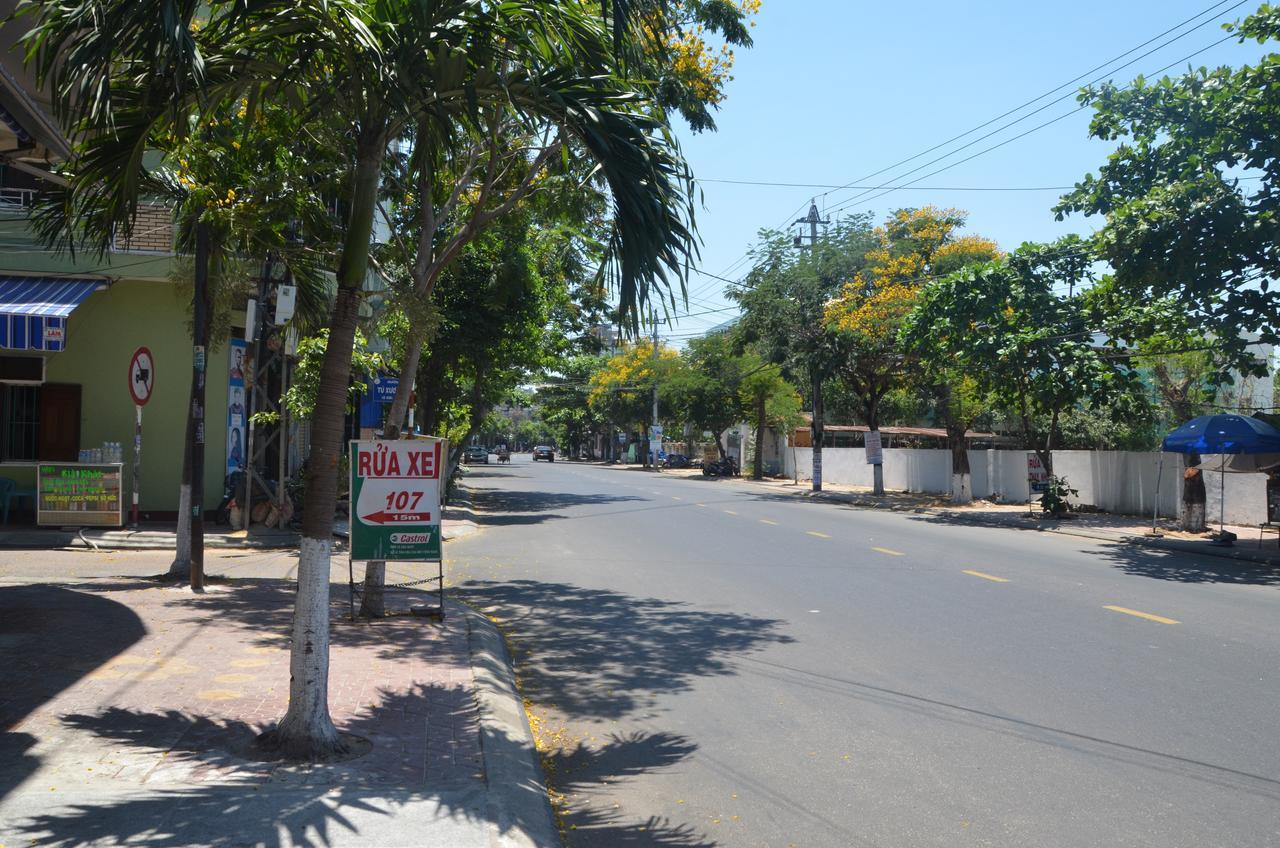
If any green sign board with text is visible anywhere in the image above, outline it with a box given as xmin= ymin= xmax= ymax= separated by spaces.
xmin=349 ymin=439 xmax=445 ymax=561
xmin=38 ymin=463 xmax=124 ymax=527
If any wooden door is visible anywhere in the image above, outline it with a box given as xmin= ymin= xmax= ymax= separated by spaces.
xmin=38 ymin=383 xmax=81 ymax=461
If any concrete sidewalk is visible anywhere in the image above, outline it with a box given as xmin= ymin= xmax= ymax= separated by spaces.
xmin=0 ymin=550 xmax=555 ymax=847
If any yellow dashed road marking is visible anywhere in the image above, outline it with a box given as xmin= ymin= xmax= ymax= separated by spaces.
xmin=807 ymin=531 xmax=831 ymax=539
xmin=962 ymin=570 xmax=1009 ymax=583
xmin=1104 ymin=605 xmax=1179 ymax=625
xmin=759 ymin=519 xmax=779 ymax=526
xmin=872 ymin=547 xmax=904 ymax=556
xmin=723 ymin=510 xmax=737 ymax=516
xmin=672 ymin=496 xmax=683 ymax=501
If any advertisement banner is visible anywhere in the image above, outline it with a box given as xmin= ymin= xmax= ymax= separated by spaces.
xmin=226 ymin=338 xmax=248 ymax=480
xmin=349 ymin=439 xmax=445 ymax=561
xmin=865 ymin=430 xmax=883 ymax=465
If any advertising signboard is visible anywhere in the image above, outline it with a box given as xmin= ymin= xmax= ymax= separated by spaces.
xmin=1027 ymin=452 xmax=1050 ymax=494
xmin=38 ymin=463 xmax=124 ymax=526
xmin=349 ymin=439 xmax=445 ymax=561
xmin=865 ymin=430 xmax=883 ymax=465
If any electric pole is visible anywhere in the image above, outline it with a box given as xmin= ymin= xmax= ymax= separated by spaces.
xmin=648 ymin=308 xmax=664 ymax=470
xmin=793 ymin=199 xmax=830 ymax=249
xmin=794 ymin=200 xmax=830 ymax=493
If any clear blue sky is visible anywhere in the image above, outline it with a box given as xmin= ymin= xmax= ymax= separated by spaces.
xmin=664 ymin=0 xmax=1269 ymax=343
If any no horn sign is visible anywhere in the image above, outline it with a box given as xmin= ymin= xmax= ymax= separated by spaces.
xmin=350 ymin=439 xmax=446 ymax=561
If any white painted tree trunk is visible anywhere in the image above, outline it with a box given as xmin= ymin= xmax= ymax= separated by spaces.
xmin=264 ymin=536 xmax=346 ymax=758
xmin=167 ymin=483 xmax=192 ymax=579
xmin=951 ymin=473 xmax=973 ymax=504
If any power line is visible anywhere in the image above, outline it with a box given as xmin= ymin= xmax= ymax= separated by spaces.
xmin=816 ymin=0 xmax=1248 ymax=213
xmin=825 ymin=30 xmax=1241 ymax=219
xmin=685 ymin=0 xmax=1248 ymax=301
xmin=698 ymin=178 xmax=1080 ymax=191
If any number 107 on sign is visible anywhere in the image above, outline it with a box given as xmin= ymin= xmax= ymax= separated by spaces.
xmin=349 ymin=439 xmax=446 ymax=561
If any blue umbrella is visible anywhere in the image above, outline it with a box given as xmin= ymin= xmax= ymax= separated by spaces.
xmin=1159 ymin=415 xmax=1280 ymax=541
xmin=1161 ymin=414 xmax=1280 ymax=455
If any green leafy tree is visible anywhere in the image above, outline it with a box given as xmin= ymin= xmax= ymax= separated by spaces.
xmin=739 ymin=361 xmax=800 ymax=480
xmin=538 ymin=354 xmax=609 ymax=458
xmin=30 ymin=0 xmax=699 ymax=761
xmin=1054 ymin=5 xmax=1280 ymax=366
xmin=589 ymin=342 xmax=679 ymax=463
xmin=732 ymin=216 xmax=877 ymax=490
xmin=826 ymin=207 xmax=997 ymax=494
xmin=660 ymin=333 xmax=748 ymax=458
xmin=903 ymin=241 xmax=1133 ymax=485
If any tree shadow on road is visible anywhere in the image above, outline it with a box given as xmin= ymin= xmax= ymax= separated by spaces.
xmin=470 ymin=488 xmax=644 ymax=514
xmin=1088 ymin=542 xmax=1280 ymax=586
xmin=457 ymin=579 xmax=794 ymax=720
xmin=547 ymin=731 xmax=716 ymax=847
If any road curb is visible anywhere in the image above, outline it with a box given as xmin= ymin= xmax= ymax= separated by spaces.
xmin=760 ymin=481 xmax=1280 ymax=569
xmin=927 ymin=509 xmax=1280 ymax=568
xmin=460 ymin=602 xmax=560 ymax=848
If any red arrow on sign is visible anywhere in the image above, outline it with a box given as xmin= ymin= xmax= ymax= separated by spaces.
xmin=361 ymin=511 xmax=433 ymax=524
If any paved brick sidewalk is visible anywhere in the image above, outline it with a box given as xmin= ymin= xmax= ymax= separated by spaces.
xmin=0 ymin=554 xmax=554 ymax=847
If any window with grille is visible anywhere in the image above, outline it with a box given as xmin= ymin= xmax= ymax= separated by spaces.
xmin=4 ymin=385 xmax=39 ymax=461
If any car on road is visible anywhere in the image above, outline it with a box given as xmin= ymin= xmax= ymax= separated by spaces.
xmin=463 ymin=445 xmax=489 ymax=464
xmin=531 ymin=445 xmax=555 ymax=462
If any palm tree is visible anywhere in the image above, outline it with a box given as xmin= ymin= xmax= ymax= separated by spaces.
xmin=28 ymin=0 xmax=696 ymax=759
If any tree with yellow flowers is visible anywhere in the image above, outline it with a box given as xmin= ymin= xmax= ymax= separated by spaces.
xmin=825 ymin=207 xmax=999 ymax=496
xmin=589 ymin=342 xmax=680 ymax=467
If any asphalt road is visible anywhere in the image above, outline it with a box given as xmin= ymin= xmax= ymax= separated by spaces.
xmin=448 ymin=456 xmax=1280 ymax=848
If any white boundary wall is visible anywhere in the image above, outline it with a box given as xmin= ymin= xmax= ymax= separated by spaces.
xmin=784 ymin=447 xmax=1267 ymax=525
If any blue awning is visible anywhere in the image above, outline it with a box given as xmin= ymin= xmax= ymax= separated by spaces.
xmin=0 ymin=276 xmax=107 ymax=352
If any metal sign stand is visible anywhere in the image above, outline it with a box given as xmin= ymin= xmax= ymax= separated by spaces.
xmin=127 ymin=346 xmax=155 ymax=527
xmin=347 ymin=558 xmax=444 ymax=621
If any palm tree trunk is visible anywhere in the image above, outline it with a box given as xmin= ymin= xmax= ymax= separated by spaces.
xmin=167 ymin=418 xmax=193 ymax=579
xmin=188 ymin=221 xmax=212 ymax=592
xmin=261 ymin=128 xmax=386 ymax=760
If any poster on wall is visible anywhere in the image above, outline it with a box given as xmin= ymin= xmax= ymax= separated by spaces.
xmin=226 ymin=338 xmax=247 ymax=480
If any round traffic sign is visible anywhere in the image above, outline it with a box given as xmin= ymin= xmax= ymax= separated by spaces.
xmin=128 ymin=346 xmax=155 ymax=406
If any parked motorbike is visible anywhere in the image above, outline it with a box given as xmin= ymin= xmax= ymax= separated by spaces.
xmin=661 ymin=453 xmax=692 ymax=469
xmin=701 ymin=456 xmax=738 ymax=477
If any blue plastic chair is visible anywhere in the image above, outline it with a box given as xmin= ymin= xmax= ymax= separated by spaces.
xmin=0 ymin=477 xmax=36 ymax=525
